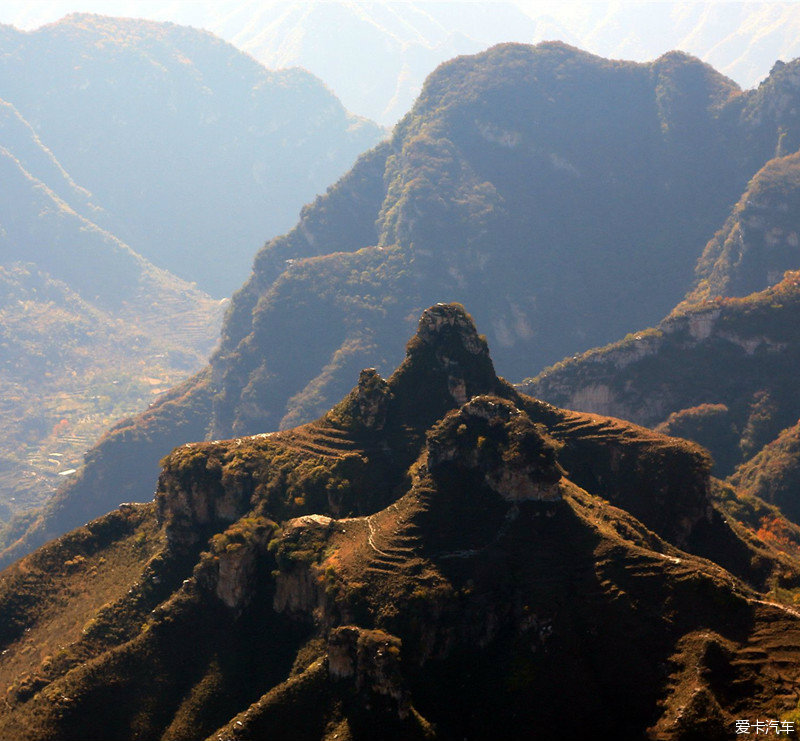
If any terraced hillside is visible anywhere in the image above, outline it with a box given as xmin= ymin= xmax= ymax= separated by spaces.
xmin=2 ymin=305 xmax=800 ymax=739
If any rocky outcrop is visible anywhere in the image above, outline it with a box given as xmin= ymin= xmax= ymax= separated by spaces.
xmin=427 ymin=396 xmax=564 ymax=502
xmin=273 ymin=515 xmax=334 ymax=619
xmin=327 ymin=626 xmax=410 ymax=719
xmin=155 ymin=443 xmax=253 ymax=548
xmin=416 ymin=304 xmax=485 ymax=355
xmin=215 ymin=544 xmax=258 ymax=611
xmin=355 ymin=369 xmax=391 ymax=429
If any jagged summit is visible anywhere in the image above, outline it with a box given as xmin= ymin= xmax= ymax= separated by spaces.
xmin=5 ymin=305 xmax=800 ymax=739
xmin=383 ymin=303 xmax=506 ymax=428
xmin=415 ymin=303 xmax=489 ymax=352
xmin=326 ymin=303 xmax=506 ymax=442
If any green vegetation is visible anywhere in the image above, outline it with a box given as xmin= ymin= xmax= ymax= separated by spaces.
xmin=688 ymin=151 xmax=800 ymax=304
xmin=731 ymin=422 xmax=800 ymax=525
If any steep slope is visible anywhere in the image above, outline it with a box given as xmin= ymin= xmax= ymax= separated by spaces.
xmin=523 ymin=272 xmax=800 ymax=476
xmin=14 ymin=43 xmax=800 ymax=566
xmin=212 ymin=44 xmax=800 ymax=436
xmin=0 ymin=111 xmax=223 ymax=525
xmin=521 ymin=95 xmax=800 ymax=491
xmin=731 ymin=422 xmax=800 ymax=525
xmin=686 ymin=150 xmax=800 ymax=305
xmin=2 ymin=305 xmax=800 ymax=739
xmin=0 ymin=13 xmax=384 ymax=296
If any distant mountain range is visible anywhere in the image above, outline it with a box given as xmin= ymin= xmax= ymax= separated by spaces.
xmin=0 ymin=95 xmax=223 ymax=524
xmin=0 ymin=14 xmax=384 ymax=532
xmin=0 ymin=13 xmax=385 ymax=297
xmin=3 ymin=2 xmax=800 ymax=124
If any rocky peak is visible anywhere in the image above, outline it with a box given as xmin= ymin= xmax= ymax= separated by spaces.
xmin=426 ymin=395 xmax=564 ymax=502
xmin=416 ymin=303 xmax=486 ymax=355
xmin=390 ymin=304 xmax=501 ymax=420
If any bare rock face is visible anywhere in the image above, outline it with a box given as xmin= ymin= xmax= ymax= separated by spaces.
xmin=394 ymin=303 xmax=501 ymax=418
xmin=273 ymin=515 xmax=334 ymax=619
xmin=327 ymin=626 xmax=410 ymax=719
xmin=417 ymin=304 xmax=488 ymax=406
xmin=417 ymin=303 xmax=485 ymax=355
xmin=155 ymin=444 xmax=252 ymax=549
xmin=355 ymin=368 xmax=391 ymax=429
xmin=215 ymin=545 xmax=258 ymax=611
xmin=427 ymin=396 xmax=564 ymax=502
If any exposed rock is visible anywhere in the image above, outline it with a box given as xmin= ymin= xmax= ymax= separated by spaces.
xmin=567 ymin=383 xmax=620 ymax=417
xmin=688 ymin=309 xmax=720 ymax=340
xmin=216 ymin=546 xmax=258 ymax=611
xmin=155 ymin=444 xmax=252 ymax=548
xmin=355 ymin=369 xmax=390 ymax=429
xmin=416 ymin=303 xmax=486 ymax=356
xmin=427 ymin=396 xmax=563 ymax=502
xmin=327 ymin=626 xmax=410 ymax=719
xmin=273 ymin=515 xmax=334 ymax=619
xmin=273 ymin=563 xmax=322 ymax=617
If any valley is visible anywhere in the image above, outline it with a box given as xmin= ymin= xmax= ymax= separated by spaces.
xmin=2 ymin=7 xmax=800 ymax=738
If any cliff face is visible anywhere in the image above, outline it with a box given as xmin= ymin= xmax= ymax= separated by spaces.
xmin=3 ymin=305 xmax=800 ymax=740
xmin=426 ymin=396 xmax=564 ymax=503
xmin=522 ymin=273 xmax=800 ymax=483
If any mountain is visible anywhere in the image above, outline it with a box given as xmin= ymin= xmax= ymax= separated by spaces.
xmin=731 ymin=421 xmax=800 ymax=526
xmin=521 ymin=116 xmax=800 ymax=484
xmin=218 ymin=1 xmax=543 ymax=125
xmin=686 ymin=147 xmax=800 ymax=305
xmin=0 ymin=99 xmax=223 ymax=529
xmin=1 ymin=305 xmax=800 ymax=739
xmin=212 ymin=44 xmax=800 ymax=436
xmin=5 ymin=3 xmax=800 ymax=126
xmin=0 ymin=13 xmax=385 ymax=297
xmin=522 ymin=272 xmax=800 ymax=476
xmin=222 ymin=1 xmax=800 ymax=125
xmin=7 ymin=42 xmax=800 ymax=566
xmin=0 ymin=99 xmax=101 ymax=223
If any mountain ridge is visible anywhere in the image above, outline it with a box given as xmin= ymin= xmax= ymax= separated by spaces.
xmin=0 ymin=13 xmax=385 ymax=296
xmin=8 ymin=42 xmax=800 ymax=567
xmin=2 ymin=305 xmax=800 ymax=738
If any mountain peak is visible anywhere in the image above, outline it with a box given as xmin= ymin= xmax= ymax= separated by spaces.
xmin=374 ymin=303 xmax=508 ymax=435
xmin=415 ymin=302 xmax=487 ymax=355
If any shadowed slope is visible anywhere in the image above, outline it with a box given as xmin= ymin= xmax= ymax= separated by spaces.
xmin=2 ymin=306 xmax=800 ymax=739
